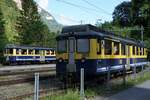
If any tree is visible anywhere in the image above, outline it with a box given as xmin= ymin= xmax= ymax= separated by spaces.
xmin=112 ymin=1 xmax=132 ymax=27
xmin=0 ymin=8 xmax=7 ymax=63
xmin=131 ymin=0 xmax=145 ymax=26
xmin=131 ymin=0 xmax=150 ymax=39
xmin=132 ymin=0 xmax=150 ymax=27
xmin=16 ymin=0 xmax=52 ymax=47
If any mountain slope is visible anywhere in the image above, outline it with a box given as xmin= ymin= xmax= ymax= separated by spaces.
xmin=38 ymin=6 xmax=62 ymax=33
xmin=13 ymin=0 xmax=62 ymax=33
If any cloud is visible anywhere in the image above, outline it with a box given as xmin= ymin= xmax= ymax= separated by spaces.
xmin=36 ymin=0 xmax=49 ymax=10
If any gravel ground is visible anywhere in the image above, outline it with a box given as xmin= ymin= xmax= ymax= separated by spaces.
xmin=0 ymin=73 xmax=62 ymax=100
xmin=0 ymin=82 xmax=34 ymax=100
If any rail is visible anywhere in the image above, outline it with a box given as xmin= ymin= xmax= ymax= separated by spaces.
xmin=0 ymin=64 xmax=56 ymax=76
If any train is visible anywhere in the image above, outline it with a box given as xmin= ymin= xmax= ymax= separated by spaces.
xmin=56 ymin=24 xmax=148 ymax=80
xmin=3 ymin=44 xmax=56 ymax=65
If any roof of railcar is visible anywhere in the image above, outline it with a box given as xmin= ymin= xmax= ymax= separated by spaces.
xmin=56 ymin=24 xmax=145 ymax=47
xmin=5 ymin=44 xmax=55 ymax=50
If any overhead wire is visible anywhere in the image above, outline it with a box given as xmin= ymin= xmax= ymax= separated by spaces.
xmin=81 ymin=0 xmax=112 ymax=15
xmin=56 ymin=0 xmax=102 ymax=16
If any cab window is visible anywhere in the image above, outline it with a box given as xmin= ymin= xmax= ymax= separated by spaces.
xmin=77 ymin=39 xmax=89 ymax=53
xmin=105 ymin=40 xmax=112 ymax=55
xmin=57 ymin=40 xmax=67 ymax=52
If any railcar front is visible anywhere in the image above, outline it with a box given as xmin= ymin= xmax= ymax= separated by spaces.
xmin=56 ymin=25 xmax=103 ymax=80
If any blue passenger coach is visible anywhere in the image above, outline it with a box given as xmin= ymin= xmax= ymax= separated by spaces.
xmin=4 ymin=45 xmax=56 ymax=64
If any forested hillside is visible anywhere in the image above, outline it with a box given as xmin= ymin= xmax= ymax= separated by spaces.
xmin=0 ymin=0 xmax=19 ymax=44
xmin=97 ymin=0 xmax=150 ymax=48
xmin=0 ymin=0 xmax=60 ymax=48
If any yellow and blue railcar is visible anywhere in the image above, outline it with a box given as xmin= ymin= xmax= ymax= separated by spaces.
xmin=56 ymin=24 xmax=148 ymax=79
xmin=4 ymin=45 xmax=56 ymax=65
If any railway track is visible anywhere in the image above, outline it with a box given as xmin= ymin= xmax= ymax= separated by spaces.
xmin=0 ymin=73 xmax=56 ymax=86
xmin=0 ymin=64 xmax=56 ymax=76
xmin=0 ymin=73 xmax=65 ymax=100
xmin=1 ymin=66 xmax=149 ymax=100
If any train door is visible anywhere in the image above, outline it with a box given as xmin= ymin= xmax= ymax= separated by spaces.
xmin=40 ymin=50 xmax=45 ymax=62
xmin=67 ymin=37 xmax=76 ymax=72
xmin=126 ymin=45 xmax=130 ymax=69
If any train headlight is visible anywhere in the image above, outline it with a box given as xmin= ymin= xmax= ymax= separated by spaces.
xmin=59 ymin=58 xmax=63 ymax=62
xmin=81 ymin=58 xmax=85 ymax=63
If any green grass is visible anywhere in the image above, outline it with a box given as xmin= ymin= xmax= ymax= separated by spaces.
xmin=85 ymin=71 xmax=150 ymax=97
xmin=43 ymin=71 xmax=150 ymax=100
xmin=44 ymin=90 xmax=81 ymax=100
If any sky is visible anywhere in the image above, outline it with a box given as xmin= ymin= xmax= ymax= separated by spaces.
xmin=36 ymin=0 xmax=131 ymax=25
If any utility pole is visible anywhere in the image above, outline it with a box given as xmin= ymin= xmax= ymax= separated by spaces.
xmin=80 ymin=20 xmax=83 ymax=25
xmin=141 ymin=25 xmax=144 ymax=42
xmin=96 ymin=19 xmax=102 ymax=27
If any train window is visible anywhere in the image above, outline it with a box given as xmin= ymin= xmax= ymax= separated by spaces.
xmin=132 ymin=46 xmax=135 ymax=55
xmin=21 ymin=49 xmax=27 ymax=55
xmin=57 ymin=40 xmax=67 ymax=52
xmin=114 ymin=42 xmax=119 ymax=55
xmin=77 ymin=39 xmax=89 ymax=53
xmin=46 ymin=50 xmax=50 ymax=55
xmin=5 ymin=49 xmax=9 ymax=54
xmin=138 ymin=47 xmax=140 ymax=55
xmin=140 ymin=47 xmax=142 ymax=55
xmin=35 ymin=50 xmax=40 ymax=54
xmin=136 ymin=46 xmax=138 ymax=55
xmin=142 ymin=48 xmax=144 ymax=55
xmin=97 ymin=39 xmax=101 ymax=54
xmin=28 ymin=49 xmax=33 ymax=55
xmin=4 ymin=49 xmax=8 ymax=54
xmin=16 ymin=49 xmax=20 ymax=55
xmin=51 ymin=50 xmax=55 ymax=55
xmin=105 ymin=40 xmax=112 ymax=55
xmin=121 ymin=44 xmax=126 ymax=55
xmin=7 ymin=49 xmax=13 ymax=54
